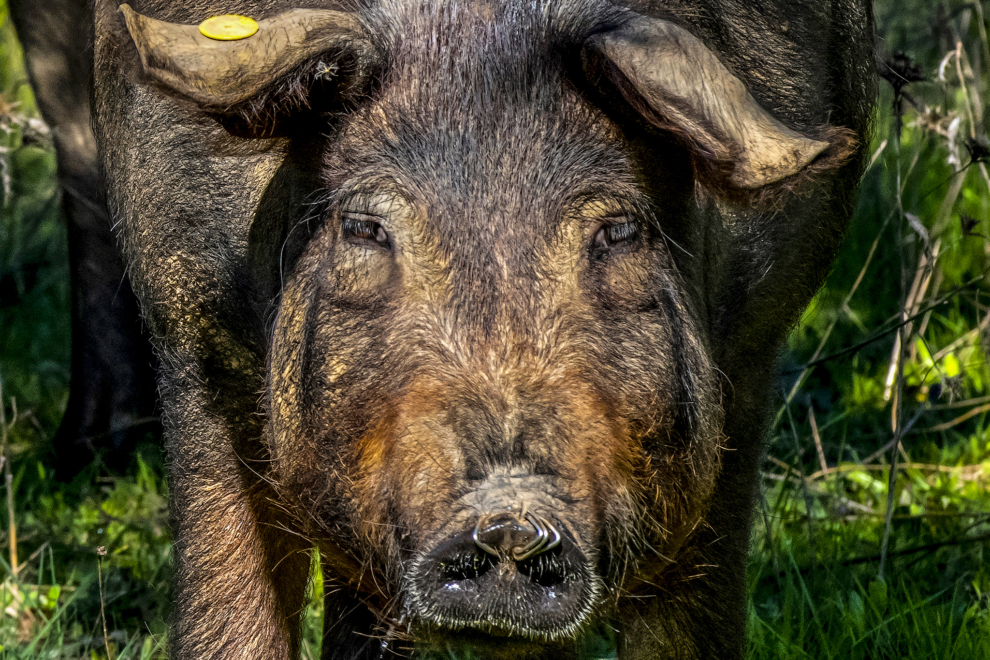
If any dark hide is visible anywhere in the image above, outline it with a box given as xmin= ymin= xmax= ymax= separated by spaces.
xmin=9 ymin=0 xmax=161 ymax=478
xmin=19 ymin=0 xmax=876 ymax=658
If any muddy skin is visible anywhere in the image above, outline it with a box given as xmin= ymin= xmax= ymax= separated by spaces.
xmin=13 ymin=0 xmax=875 ymax=658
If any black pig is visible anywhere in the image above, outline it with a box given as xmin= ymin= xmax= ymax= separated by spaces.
xmin=10 ymin=0 xmax=160 ymax=477
xmin=12 ymin=0 xmax=875 ymax=658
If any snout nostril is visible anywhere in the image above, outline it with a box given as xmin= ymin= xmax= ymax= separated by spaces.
xmin=472 ymin=511 xmax=561 ymax=561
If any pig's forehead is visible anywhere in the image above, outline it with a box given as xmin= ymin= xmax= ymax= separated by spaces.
xmin=344 ymin=101 xmax=629 ymax=205
xmin=362 ymin=0 xmax=619 ymax=63
xmin=362 ymin=0 xmax=618 ymax=117
xmin=332 ymin=0 xmax=637 ymax=223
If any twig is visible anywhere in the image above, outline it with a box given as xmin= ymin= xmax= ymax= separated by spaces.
xmin=806 ymin=461 xmax=985 ymax=482
xmin=766 ymin=454 xmax=803 ymax=478
xmin=861 ymin=405 xmax=927 ymax=464
xmin=97 ymin=545 xmax=113 ymax=660
xmin=929 ymin=392 xmax=990 ymax=410
xmin=880 ymin=108 xmax=910 ymax=584
xmin=772 ymin=532 xmax=990 ymax=578
xmin=0 ymin=378 xmax=16 ymax=579
xmin=883 ymin=238 xmax=941 ymax=401
xmin=785 ymin=406 xmax=816 ymax=562
xmin=15 ymin=541 xmax=50 ymax=575
xmin=808 ymin=406 xmax=828 ymax=475
xmin=953 ymin=40 xmax=990 ymax=195
xmin=849 ymin=532 xmax=990 ymax=569
xmin=971 ymin=2 xmax=990 ymax=87
xmin=921 ymin=402 xmax=990 ymax=433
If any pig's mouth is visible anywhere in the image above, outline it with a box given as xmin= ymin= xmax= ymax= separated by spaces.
xmin=404 ymin=511 xmax=601 ymax=643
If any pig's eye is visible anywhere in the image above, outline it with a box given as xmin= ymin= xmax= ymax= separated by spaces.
xmin=592 ymin=218 xmax=639 ymax=252
xmin=342 ymin=214 xmax=391 ymax=250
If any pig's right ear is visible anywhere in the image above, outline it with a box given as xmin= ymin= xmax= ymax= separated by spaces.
xmin=585 ymin=15 xmax=856 ymax=201
xmin=119 ymin=4 xmax=376 ymax=114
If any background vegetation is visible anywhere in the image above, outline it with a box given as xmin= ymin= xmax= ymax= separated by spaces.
xmin=1 ymin=1 xmax=989 ymax=658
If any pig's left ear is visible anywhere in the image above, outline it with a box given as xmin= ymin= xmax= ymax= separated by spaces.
xmin=585 ymin=15 xmax=855 ymax=193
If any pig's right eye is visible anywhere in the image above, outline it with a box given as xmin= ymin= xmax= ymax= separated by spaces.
xmin=342 ymin=215 xmax=391 ymax=250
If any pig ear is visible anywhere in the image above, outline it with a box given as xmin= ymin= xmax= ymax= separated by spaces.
xmin=119 ymin=4 xmax=374 ymax=110
xmin=586 ymin=16 xmax=854 ymax=191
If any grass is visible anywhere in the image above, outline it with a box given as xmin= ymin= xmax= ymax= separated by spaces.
xmin=747 ymin=566 xmax=990 ymax=659
xmin=2 ymin=0 xmax=990 ymax=658
xmin=2 ymin=439 xmax=986 ymax=659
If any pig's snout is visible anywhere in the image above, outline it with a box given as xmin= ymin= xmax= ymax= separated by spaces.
xmin=407 ymin=508 xmax=599 ymax=641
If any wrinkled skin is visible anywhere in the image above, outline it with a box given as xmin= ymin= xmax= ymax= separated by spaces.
xmin=13 ymin=0 xmax=875 ymax=658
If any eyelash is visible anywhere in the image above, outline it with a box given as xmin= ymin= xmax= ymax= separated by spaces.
xmin=593 ymin=219 xmax=639 ymax=251
xmin=342 ymin=215 xmax=391 ymax=250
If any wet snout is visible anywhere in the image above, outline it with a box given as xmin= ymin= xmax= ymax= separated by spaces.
xmin=407 ymin=502 xmax=599 ymax=641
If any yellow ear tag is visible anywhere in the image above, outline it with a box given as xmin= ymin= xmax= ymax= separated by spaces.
xmin=199 ymin=14 xmax=259 ymax=41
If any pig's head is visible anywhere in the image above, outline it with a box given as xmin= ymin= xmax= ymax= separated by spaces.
xmin=270 ymin=38 xmax=726 ymax=644
xmin=122 ymin=0 xmax=854 ymax=654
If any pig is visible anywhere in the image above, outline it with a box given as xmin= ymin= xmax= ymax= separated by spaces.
xmin=10 ymin=0 xmax=161 ymax=478
xmin=11 ymin=0 xmax=876 ymax=658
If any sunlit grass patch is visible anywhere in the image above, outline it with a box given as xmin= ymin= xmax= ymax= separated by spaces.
xmin=748 ymin=561 xmax=990 ymax=660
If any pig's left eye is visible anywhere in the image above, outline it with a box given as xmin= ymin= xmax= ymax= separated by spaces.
xmin=342 ymin=214 xmax=391 ymax=250
xmin=592 ymin=218 xmax=639 ymax=252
